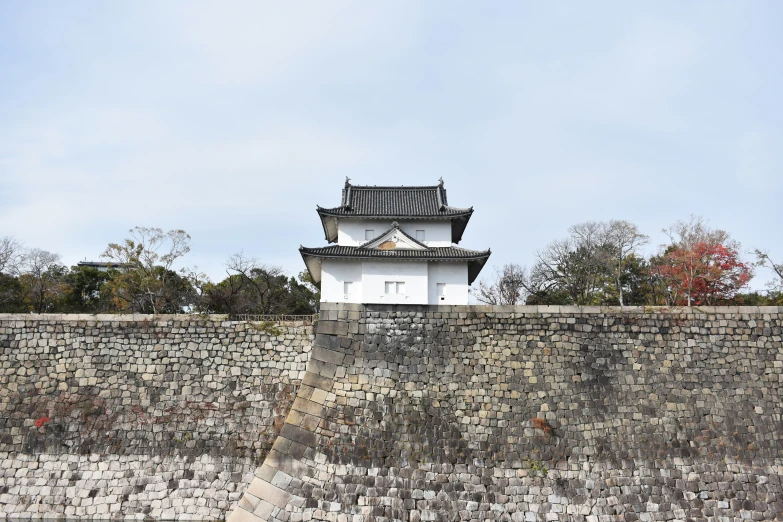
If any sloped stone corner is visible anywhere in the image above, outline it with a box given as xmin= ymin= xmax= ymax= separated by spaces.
xmin=228 ymin=309 xmax=354 ymax=522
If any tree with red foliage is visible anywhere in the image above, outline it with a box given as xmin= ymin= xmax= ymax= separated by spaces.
xmin=655 ymin=216 xmax=753 ymax=306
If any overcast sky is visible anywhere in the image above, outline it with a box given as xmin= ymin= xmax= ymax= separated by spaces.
xmin=1 ymin=2 xmax=781 ymax=290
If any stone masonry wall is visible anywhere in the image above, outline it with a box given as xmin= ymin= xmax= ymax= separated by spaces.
xmin=0 ymin=314 xmax=313 ymax=520
xmin=230 ymin=304 xmax=783 ymax=522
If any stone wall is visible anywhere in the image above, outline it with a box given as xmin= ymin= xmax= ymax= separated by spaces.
xmin=3 ymin=306 xmax=783 ymax=521
xmin=230 ymin=304 xmax=783 ymax=522
xmin=0 ymin=314 xmax=313 ymax=520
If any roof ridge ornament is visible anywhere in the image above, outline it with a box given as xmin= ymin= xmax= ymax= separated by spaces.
xmin=344 ymin=177 xmax=353 ymax=210
xmin=392 ymin=221 xmax=399 ymax=228
xmin=438 ymin=177 xmax=444 ymax=187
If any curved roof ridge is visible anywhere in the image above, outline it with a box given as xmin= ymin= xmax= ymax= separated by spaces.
xmin=349 ymin=185 xmax=439 ymax=189
xmin=317 ymin=180 xmax=475 ymax=244
xmin=317 ymin=205 xmax=473 ymax=213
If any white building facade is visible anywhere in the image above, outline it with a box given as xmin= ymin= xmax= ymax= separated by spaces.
xmin=300 ymin=180 xmax=490 ymax=305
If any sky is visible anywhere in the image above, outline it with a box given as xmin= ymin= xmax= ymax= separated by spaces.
xmin=1 ymin=2 xmax=781 ymax=291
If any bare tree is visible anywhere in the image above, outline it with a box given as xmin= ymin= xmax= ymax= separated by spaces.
xmin=754 ymin=250 xmax=783 ymax=292
xmin=663 ymin=215 xmax=731 ymax=249
xmin=18 ymin=249 xmax=64 ymax=312
xmin=226 ymin=252 xmax=288 ymax=314
xmin=532 ymin=222 xmax=611 ymax=305
xmin=473 ymin=264 xmax=529 ymax=305
xmin=604 ymin=220 xmax=649 ymax=306
xmin=0 ymin=236 xmax=24 ymax=275
xmin=195 ymin=268 xmax=249 ymax=315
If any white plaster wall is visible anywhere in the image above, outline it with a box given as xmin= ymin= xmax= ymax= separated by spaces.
xmin=361 ymin=261 xmax=429 ymax=304
xmin=321 ymin=259 xmax=363 ymax=303
xmin=337 ymin=220 xmax=451 ymax=247
xmin=321 ymin=259 xmax=468 ymax=304
xmin=427 ymin=262 xmax=469 ymax=305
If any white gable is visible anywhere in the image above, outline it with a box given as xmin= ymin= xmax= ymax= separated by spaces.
xmin=359 ymin=223 xmax=428 ymax=251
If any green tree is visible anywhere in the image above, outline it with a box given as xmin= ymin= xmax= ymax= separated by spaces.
xmin=59 ymin=265 xmax=117 ymax=313
xmin=0 ymin=274 xmax=23 ymax=312
xmin=101 ymin=227 xmax=193 ymax=313
xmin=285 ymin=271 xmax=319 ymax=314
xmin=733 ymin=291 xmax=783 ymax=306
xmin=197 ymin=274 xmax=250 ymax=315
xmin=200 ymin=263 xmax=319 ymax=316
xmin=616 ymin=254 xmax=664 ymax=306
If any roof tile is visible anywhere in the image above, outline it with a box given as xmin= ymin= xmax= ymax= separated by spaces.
xmin=300 ymin=245 xmax=490 ymax=260
xmin=318 ymin=185 xmax=471 ymax=218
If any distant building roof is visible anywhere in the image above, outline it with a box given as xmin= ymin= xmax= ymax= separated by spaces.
xmin=317 ymin=179 xmax=474 ymax=243
xmin=77 ymin=261 xmax=131 ymax=271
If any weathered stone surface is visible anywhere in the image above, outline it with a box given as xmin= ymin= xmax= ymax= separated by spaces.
xmin=316 ymin=320 xmax=348 ymax=337
xmin=4 ymin=306 xmax=783 ymax=520
xmin=0 ymin=314 xmax=313 ymax=520
xmin=232 ymin=304 xmax=783 ymax=522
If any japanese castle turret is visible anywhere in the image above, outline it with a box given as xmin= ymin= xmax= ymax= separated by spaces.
xmin=300 ymin=178 xmax=490 ymax=305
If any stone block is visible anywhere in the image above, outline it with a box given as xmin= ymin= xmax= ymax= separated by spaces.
xmin=311 ymin=346 xmax=345 ymax=365
xmin=316 ymin=320 xmax=348 ymax=337
xmin=237 ymin=492 xmax=262 ymax=513
xmin=314 ymin=333 xmax=341 ymax=351
xmin=292 ymin=397 xmax=323 ymax=417
xmin=254 ymin=464 xmax=278 ymax=482
xmin=253 ymin=499 xmax=276 ymax=520
xmin=280 ymin=424 xmax=317 ymax=447
xmin=265 ymin=449 xmax=313 ymax=479
xmin=302 ymin=372 xmax=334 ymax=391
xmin=309 ymin=359 xmax=337 ymax=379
xmin=227 ymin=505 xmax=263 ymax=522
xmin=246 ymin=477 xmax=291 ymax=509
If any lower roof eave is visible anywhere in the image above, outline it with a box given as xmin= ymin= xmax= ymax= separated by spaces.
xmin=467 ymin=251 xmax=491 ymax=285
xmin=300 ymin=247 xmax=491 ymax=285
xmin=299 ymin=250 xmax=324 ymax=284
xmin=299 ymin=251 xmax=490 ymax=262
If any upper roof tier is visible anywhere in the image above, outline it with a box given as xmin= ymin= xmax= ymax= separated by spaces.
xmin=317 ymin=179 xmax=474 ymax=243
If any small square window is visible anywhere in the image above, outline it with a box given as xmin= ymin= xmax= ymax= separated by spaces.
xmin=365 ymin=229 xmax=375 ymax=240
xmin=416 ymin=230 xmax=425 ymax=241
xmin=385 ymin=281 xmax=405 ymax=295
xmin=437 ymin=283 xmax=446 ymax=301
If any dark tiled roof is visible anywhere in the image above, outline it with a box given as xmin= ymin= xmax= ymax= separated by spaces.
xmin=300 ymin=244 xmax=491 ymax=284
xmin=300 ymin=245 xmax=490 ymax=260
xmin=77 ymin=261 xmax=131 ymax=269
xmin=317 ymin=184 xmax=472 ymax=218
